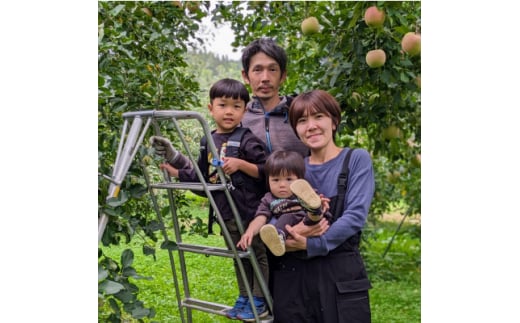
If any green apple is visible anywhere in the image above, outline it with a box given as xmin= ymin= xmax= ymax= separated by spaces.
xmin=382 ymin=125 xmax=402 ymax=140
xmin=411 ymin=154 xmax=421 ymax=167
xmin=301 ymin=17 xmax=320 ymax=35
xmin=352 ymin=92 xmax=362 ymax=104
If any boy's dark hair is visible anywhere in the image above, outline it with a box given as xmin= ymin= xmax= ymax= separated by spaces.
xmin=241 ymin=38 xmax=287 ymax=77
xmin=265 ymin=150 xmax=305 ymax=179
xmin=209 ymin=78 xmax=250 ymax=105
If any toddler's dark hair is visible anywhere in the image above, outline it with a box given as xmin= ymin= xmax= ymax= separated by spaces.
xmin=265 ymin=150 xmax=305 ymax=179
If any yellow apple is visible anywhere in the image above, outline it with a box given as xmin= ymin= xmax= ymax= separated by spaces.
xmin=301 ymin=17 xmax=320 ymax=35
xmin=366 ymin=49 xmax=386 ymax=68
xmin=185 ymin=1 xmax=199 ymax=13
xmin=141 ymin=7 xmax=152 ymax=17
xmin=401 ymin=32 xmax=421 ymax=56
xmin=352 ymin=92 xmax=362 ymax=104
xmin=364 ymin=6 xmax=385 ymax=28
xmin=382 ymin=125 xmax=402 ymax=140
xmin=411 ymin=154 xmax=421 ymax=167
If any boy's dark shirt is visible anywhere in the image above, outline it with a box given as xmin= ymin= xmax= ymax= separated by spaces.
xmin=178 ymin=127 xmax=268 ymax=223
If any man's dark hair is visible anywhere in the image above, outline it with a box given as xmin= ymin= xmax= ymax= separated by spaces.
xmin=241 ymin=38 xmax=287 ymax=77
xmin=209 ymin=78 xmax=250 ymax=104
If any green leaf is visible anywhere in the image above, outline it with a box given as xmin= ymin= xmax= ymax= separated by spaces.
xmin=122 ymin=266 xmax=137 ymax=277
xmin=143 ymin=245 xmax=156 ymax=260
xmin=110 ymin=4 xmax=125 ymax=17
xmin=108 ymin=298 xmax=121 ymax=316
xmin=99 ymin=280 xmax=125 ymax=295
xmin=400 ymin=72 xmax=410 ymax=83
xmin=131 ymin=306 xmax=151 ymax=319
xmin=115 ymin=290 xmax=135 ymax=303
xmin=107 ymin=191 xmax=128 ymax=207
xmin=121 ymin=249 xmax=134 ymax=268
xmin=160 ymin=240 xmax=178 ymax=251
xmin=98 ymin=264 xmax=109 ymax=281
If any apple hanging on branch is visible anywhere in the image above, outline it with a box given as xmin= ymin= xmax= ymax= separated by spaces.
xmin=364 ymin=6 xmax=385 ymax=28
xmin=401 ymin=32 xmax=421 ymax=56
xmin=301 ymin=16 xmax=320 ymax=35
xmin=366 ymin=49 xmax=386 ymax=68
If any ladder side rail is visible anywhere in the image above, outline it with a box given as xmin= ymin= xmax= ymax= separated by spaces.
xmin=112 ymin=118 xmax=129 ymax=182
xmin=122 ymin=109 xmax=208 ymax=120
xmin=139 ymin=157 xmax=187 ymax=323
xmin=158 ymin=114 xmax=229 ymax=322
xmin=166 ymin=115 xmax=207 ymax=322
xmin=164 ymin=176 xmax=194 ymax=322
xmin=99 ymin=116 xmax=151 ymax=242
xmin=187 ymin=113 xmax=269 ymax=322
xmin=152 ymin=118 xmax=197 ymax=322
xmin=110 ymin=117 xmax=143 ymax=190
xmin=168 ymin=112 xmax=265 ymax=322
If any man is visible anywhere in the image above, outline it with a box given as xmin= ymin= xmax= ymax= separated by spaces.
xmin=241 ymin=38 xmax=309 ymax=157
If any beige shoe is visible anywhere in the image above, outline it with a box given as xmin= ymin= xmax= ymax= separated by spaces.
xmin=290 ymin=179 xmax=322 ymax=220
xmin=259 ymin=224 xmax=285 ymax=256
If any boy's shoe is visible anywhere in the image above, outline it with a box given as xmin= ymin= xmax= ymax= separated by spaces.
xmin=290 ymin=179 xmax=323 ymax=221
xmin=225 ymin=295 xmax=248 ymax=319
xmin=259 ymin=224 xmax=285 ymax=256
xmin=236 ymin=296 xmax=268 ymax=322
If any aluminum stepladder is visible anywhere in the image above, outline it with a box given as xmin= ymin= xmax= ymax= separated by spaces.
xmin=98 ymin=110 xmax=273 ymax=323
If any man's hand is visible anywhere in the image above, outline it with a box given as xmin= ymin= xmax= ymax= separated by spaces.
xmin=149 ymin=136 xmax=178 ymax=164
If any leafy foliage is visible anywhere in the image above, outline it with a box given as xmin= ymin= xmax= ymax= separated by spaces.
xmin=212 ymin=1 xmax=421 ymax=220
xmin=98 ymin=1 xmax=212 ymax=319
xmin=98 ymin=248 xmax=155 ymax=322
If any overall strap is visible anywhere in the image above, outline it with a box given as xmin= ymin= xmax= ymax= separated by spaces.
xmin=202 ymin=127 xmax=249 ymax=235
xmin=225 ymin=127 xmax=249 ymax=158
xmin=333 ymin=148 xmax=355 ymax=220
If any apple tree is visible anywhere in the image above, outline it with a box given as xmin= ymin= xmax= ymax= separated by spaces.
xmin=212 ymin=1 xmax=421 ymax=221
xmin=98 ymin=1 xmax=212 ymax=320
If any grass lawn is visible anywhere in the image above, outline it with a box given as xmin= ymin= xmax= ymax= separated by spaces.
xmin=99 ymin=211 xmax=420 ymax=322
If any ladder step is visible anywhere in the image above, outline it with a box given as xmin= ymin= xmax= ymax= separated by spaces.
xmin=182 ymin=298 xmax=274 ymax=322
xmin=178 ymin=243 xmax=250 ymax=258
xmin=182 ymin=297 xmax=231 ymax=316
xmin=151 ymin=182 xmax=226 ymax=191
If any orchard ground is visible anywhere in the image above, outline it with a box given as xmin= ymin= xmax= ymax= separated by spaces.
xmin=382 ymin=212 xmax=421 ymax=225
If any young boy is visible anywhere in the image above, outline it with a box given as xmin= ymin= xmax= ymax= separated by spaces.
xmin=150 ymin=78 xmax=269 ymax=321
xmin=237 ymin=150 xmax=332 ymax=257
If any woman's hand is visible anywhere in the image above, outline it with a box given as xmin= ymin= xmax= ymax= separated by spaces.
xmin=320 ymin=194 xmax=330 ymax=214
xmin=292 ymin=217 xmax=329 ymax=237
xmin=284 ymin=218 xmax=329 ymax=251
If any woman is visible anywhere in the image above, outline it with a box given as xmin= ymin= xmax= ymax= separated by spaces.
xmin=270 ymin=89 xmax=375 ymax=323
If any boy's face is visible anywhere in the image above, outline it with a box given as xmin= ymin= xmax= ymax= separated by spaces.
xmin=269 ymin=172 xmax=299 ymax=199
xmin=208 ymin=97 xmax=246 ymax=133
xmin=242 ymin=52 xmax=286 ymax=102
